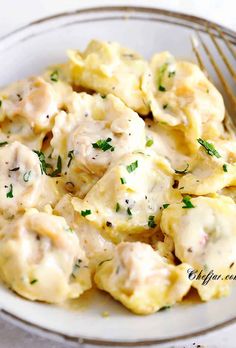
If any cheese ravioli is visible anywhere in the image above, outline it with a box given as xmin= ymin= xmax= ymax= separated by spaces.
xmin=68 ymin=40 xmax=150 ymax=114
xmin=95 ymin=242 xmax=191 ymax=314
xmin=143 ymin=52 xmax=225 ymax=152
xmin=0 ymin=209 xmax=91 ymax=303
xmin=161 ymin=196 xmax=236 ymax=301
xmin=72 ymin=153 xmax=181 ymax=242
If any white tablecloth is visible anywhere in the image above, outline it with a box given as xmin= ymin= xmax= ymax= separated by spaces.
xmin=0 ymin=0 xmax=235 ymax=347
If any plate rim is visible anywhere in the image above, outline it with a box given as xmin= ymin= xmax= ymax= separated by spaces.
xmin=0 ymin=5 xmax=236 ymax=41
xmin=0 ymin=5 xmax=236 ymax=346
xmin=2 ymin=307 xmax=236 ymax=347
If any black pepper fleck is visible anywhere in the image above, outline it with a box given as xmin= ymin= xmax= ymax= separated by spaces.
xmin=172 ymin=180 xmax=179 ymax=189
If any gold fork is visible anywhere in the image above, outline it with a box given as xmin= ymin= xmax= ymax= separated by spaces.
xmin=191 ymin=25 xmax=236 ymax=132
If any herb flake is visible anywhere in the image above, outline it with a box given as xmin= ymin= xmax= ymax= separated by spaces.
xmin=120 ymin=177 xmax=126 ymax=185
xmin=146 ymin=138 xmax=154 ymax=147
xmin=223 ymin=164 xmax=228 ymax=172
xmin=168 ymin=71 xmax=176 ymax=78
xmin=50 ymin=156 xmax=62 ymax=177
xmin=160 ymin=305 xmax=171 ymax=311
xmin=126 ymin=160 xmax=138 ymax=173
xmin=92 ymin=138 xmax=114 ymax=152
xmin=148 ymin=215 xmax=157 ymax=228
xmin=127 ymin=207 xmax=132 ymax=216
xmin=197 ymin=138 xmax=221 ymax=158
xmin=157 ymin=63 xmax=168 ymax=92
xmin=50 ymin=70 xmax=59 ymax=82
xmin=33 ymin=150 xmax=52 ymax=175
xmin=158 ymin=85 xmax=166 ymax=92
xmin=30 ymin=279 xmax=38 ymax=285
xmin=182 ymin=196 xmax=195 ymax=209
xmin=6 ymin=184 xmax=13 ymax=198
xmin=115 ymin=202 xmax=120 ymax=212
xmin=0 ymin=141 xmax=8 ymax=147
xmin=81 ymin=209 xmax=92 ymax=217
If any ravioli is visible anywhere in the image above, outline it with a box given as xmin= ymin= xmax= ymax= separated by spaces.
xmin=0 ymin=209 xmax=92 ymax=303
xmin=142 ymin=52 xmax=225 ymax=152
xmin=54 ymin=194 xmax=114 ymax=272
xmin=177 ymin=139 xmax=236 ymax=195
xmin=145 ymin=119 xmax=190 ymax=169
xmin=68 ymin=40 xmax=150 ymax=114
xmin=0 ymin=77 xmax=58 ymax=130
xmin=51 ymin=93 xmax=146 ymax=197
xmin=95 ymin=242 xmax=191 ymax=314
xmin=0 ymin=141 xmax=59 ymax=217
xmin=161 ymin=196 xmax=236 ymax=300
xmin=72 ymin=153 xmax=181 ymax=242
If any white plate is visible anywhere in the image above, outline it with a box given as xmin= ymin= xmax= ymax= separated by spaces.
xmin=0 ymin=6 xmax=236 ymax=346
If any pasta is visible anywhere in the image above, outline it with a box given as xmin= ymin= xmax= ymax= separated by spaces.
xmin=0 ymin=39 xmax=235 ymax=314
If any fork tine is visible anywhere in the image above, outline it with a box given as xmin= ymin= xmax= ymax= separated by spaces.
xmin=224 ymin=109 xmax=236 ymax=137
xmin=213 ymin=24 xmax=236 ymax=60
xmin=191 ymin=35 xmax=236 ymax=133
xmin=206 ymin=26 xmax=236 ymax=81
xmin=190 ymin=36 xmax=205 ymax=71
xmin=196 ymin=30 xmax=236 ymax=109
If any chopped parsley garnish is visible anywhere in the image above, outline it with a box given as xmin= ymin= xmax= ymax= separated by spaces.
xmin=115 ymin=202 xmax=120 ymax=212
xmin=120 ymin=177 xmax=126 ymax=184
xmin=92 ymin=138 xmax=114 ymax=152
xmin=6 ymin=184 xmax=13 ymax=198
xmin=157 ymin=63 xmax=168 ymax=92
xmin=160 ymin=305 xmax=171 ymax=311
xmin=67 ymin=150 xmax=74 ymax=168
xmin=33 ymin=150 xmax=52 ymax=175
xmin=163 ymin=104 xmax=168 ymax=109
xmin=223 ymin=164 xmax=228 ymax=172
xmin=30 ymin=279 xmax=38 ymax=285
xmin=146 ymin=138 xmax=154 ymax=147
xmin=197 ymin=138 xmax=221 ymax=158
xmin=127 ymin=207 xmax=132 ymax=216
xmin=0 ymin=141 xmax=8 ymax=147
xmin=50 ymin=156 xmax=62 ymax=177
xmin=163 ymin=203 xmax=170 ymax=209
xmin=0 ymin=100 xmax=2 ymax=107
xmin=81 ymin=209 xmax=92 ymax=217
xmin=182 ymin=196 xmax=195 ymax=209
xmin=148 ymin=215 xmax=157 ymax=228
xmin=168 ymin=71 xmax=176 ymax=78
xmin=174 ymin=163 xmax=189 ymax=175
xmin=50 ymin=70 xmax=59 ymax=82
xmin=126 ymin=160 xmax=138 ymax=173
xmin=23 ymin=171 xmax=31 ymax=182
xmin=158 ymin=85 xmax=166 ymax=92
xmin=101 ymin=95 xmax=106 ymax=99
xmin=9 ymin=167 xmax=20 ymax=172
